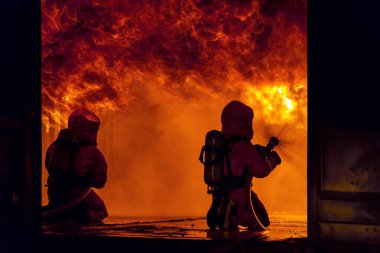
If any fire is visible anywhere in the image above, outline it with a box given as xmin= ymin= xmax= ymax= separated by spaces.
xmin=42 ymin=0 xmax=307 ymax=216
xmin=245 ymin=84 xmax=306 ymax=127
xmin=42 ymin=0 xmax=306 ymax=129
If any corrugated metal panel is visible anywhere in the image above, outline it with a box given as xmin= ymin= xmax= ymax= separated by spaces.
xmin=320 ymin=199 xmax=380 ymax=224
xmin=320 ymin=223 xmax=380 ymax=244
xmin=319 ymin=128 xmax=380 ymax=243
xmin=321 ymin=129 xmax=380 ymax=193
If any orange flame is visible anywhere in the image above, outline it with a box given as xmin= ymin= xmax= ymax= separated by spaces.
xmin=42 ymin=0 xmax=307 ymax=216
xmin=42 ymin=0 xmax=306 ymax=129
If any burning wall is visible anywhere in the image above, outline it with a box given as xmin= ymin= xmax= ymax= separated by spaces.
xmin=42 ymin=0 xmax=307 ymax=216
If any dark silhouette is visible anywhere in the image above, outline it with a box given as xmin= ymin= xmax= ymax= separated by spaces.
xmin=43 ymin=108 xmax=108 ymax=223
xmin=202 ymin=100 xmax=281 ymax=230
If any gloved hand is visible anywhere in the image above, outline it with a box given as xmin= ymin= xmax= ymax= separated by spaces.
xmin=266 ymin=151 xmax=281 ymax=170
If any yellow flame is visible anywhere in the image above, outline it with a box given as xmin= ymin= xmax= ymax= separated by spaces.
xmin=244 ymin=83 xmax=306 ymax=127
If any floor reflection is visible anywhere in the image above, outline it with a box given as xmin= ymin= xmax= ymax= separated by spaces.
xmin=42 ymin=213 xmax=307 ymax=241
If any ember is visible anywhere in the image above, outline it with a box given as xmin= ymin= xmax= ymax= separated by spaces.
xmin=42 ymin=0 xmax=307 ymax=216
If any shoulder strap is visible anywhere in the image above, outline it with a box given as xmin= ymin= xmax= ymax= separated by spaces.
xmin=225 ymin=138 xmax=243 ymax=179
xmin=225 ymin=142 xmax=234 ymax=179
xmin=225 ymin=138 xmax=250 ymax=189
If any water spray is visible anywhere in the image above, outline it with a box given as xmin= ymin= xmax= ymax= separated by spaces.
xmin=256 ymin=136 xmax=280 ymax=159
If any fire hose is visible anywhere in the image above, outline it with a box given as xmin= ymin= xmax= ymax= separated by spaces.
xmin=42 ymin=188 xmax=92 ymax=218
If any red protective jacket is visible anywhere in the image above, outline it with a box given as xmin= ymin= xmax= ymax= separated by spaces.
xmin=45 ymin=109 xmax=108 ymax=223
xmin=221 ymin=101 xmax=277 ymax=228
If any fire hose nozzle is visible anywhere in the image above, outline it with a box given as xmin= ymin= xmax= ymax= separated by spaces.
xmin=267 ymin=136 xmax=279 ymax=150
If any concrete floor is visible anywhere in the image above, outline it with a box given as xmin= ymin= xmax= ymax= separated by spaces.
xmin=42 ymin=213 xmax=307 ymax=240
xmin=40 ymin=214 xmax=380 ymax=253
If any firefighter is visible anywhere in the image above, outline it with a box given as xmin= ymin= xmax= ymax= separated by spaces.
xmin=221 ymin=100 xmax=281 ymax=229
xmin=43 ymin=108 xmax=108 ymax=223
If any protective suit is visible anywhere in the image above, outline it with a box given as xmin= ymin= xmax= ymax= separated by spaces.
xmin=221 ymin=100 xmax=281 ymax=229
xmin=44 ymin=108 xmax=108 ymax=223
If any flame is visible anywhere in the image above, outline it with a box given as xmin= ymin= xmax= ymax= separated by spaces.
xmin=245 ymin=84 xmax=306 ymax=127
xmin=42 ymin=0 xmax=306 ymax=129
xmin=42 ymin=0 xmax=307 ymax=216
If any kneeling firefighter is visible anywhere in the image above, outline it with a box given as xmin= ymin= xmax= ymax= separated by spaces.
xmin=42 ymin=108 xmax=108 ymax=223
xmin=199 ymin=100 xmax=281 ymax=231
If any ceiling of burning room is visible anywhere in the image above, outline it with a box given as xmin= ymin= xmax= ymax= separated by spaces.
xmin=42 ymin=0 xmax=306 ymax=128
xmin=41 ymin=0 xmax=307 ymax=216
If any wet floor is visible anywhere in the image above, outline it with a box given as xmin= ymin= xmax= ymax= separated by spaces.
xmin=42 ymin=213 xmax=306 ymax=241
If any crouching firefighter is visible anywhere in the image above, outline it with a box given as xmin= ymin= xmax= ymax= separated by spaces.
xmin=199 ymin=101 xmax=281 ymax=231
xmin=42 ymin=108 xmax=108 ymax=224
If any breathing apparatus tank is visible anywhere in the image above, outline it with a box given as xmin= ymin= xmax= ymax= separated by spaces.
xmin=199 ymin=130 xmax=225 ymax=187
xmin=48 ymin=129 xmax=80 ymax=175
xmin=47 ymin=129 xmax=94 ymax=191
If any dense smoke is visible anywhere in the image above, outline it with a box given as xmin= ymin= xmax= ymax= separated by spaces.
xmin=42 ymin=0 xmax=307 ymax=216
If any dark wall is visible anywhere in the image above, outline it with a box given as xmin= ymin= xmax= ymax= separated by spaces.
xmin=0 ymin=1 xmax=41 ymax=252
xmin=309 ymin=0 xmax=380 ymax=129
xmin=308 ymin=0 xmax=380 ymax=242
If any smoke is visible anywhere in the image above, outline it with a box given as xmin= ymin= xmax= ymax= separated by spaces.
xmin=41 ymin=0 xmax=307 ymax=216
xmin=97 ymin=93 xmax=220 ymax=216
